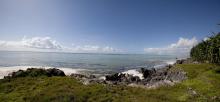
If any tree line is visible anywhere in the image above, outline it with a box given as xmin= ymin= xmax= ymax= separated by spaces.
xmin=190 ymin=32 xmax=220 ymax=64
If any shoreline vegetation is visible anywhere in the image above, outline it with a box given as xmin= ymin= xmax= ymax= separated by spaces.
xmin=0 ymin=33 xmax=220 ymax=101
xmin=2 ymin=60 xmax=188 ymax=89
xmin=191 ymin=32 xmax=220 ymax=64
xmin=0 ymin=58 xmax=220 ymax=101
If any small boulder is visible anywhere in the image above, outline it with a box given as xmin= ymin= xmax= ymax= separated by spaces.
xmin=105 ymin=73 xmax=122 ymax=81
xmin=141 ymin=68 xmax=156 ymax=78
xmin=46 ymin=68 xmax=65 ymax=76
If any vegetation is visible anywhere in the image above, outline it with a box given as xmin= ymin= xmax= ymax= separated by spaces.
xmin=0 ymin=64 xmax=220 ymax=102
xmin=190 ymin=32 xmax=220 ymax=64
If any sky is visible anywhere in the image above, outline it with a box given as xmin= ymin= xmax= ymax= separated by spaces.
xmin=0 ymin=0 xmax=220 ymax=55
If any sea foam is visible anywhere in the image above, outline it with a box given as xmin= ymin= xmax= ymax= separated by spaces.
xmin=121 ymin=60 xmax=176 ymax=80
xmin=166 ymin=60 xmax=176 ymax=65
xmin=122 ymin=69 xmax=144 ymax=80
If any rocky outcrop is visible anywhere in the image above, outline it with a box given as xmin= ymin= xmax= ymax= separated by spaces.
xmin=5 ymin=59 xmax=188 ymax=89
xmin=176 ymin=59 xmax=186 ymax=64
xmin=141 ymin=68 xmax=156 ymax=79
xmin=46 ymin=68 xmax=66 ymax=76
xmin=70 ymin=65 xmax=187 ymax=88
xmin=4 ymin=68 xmax=65 ymax=79
xmin=175 ymin=58 xmax=199 ymax=64
xmin=141 ymin=67 xmax=187 ymax=88
xmin=105 ymin=73 xmax=141 ymax=85
xmin=70 ymin=73 xmax=95 ymax=80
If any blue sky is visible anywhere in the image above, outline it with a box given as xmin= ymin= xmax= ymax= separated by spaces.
xmin=0 ymin=0 xmax=220 ymax=54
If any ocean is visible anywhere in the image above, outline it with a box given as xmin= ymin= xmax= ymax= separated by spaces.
xmin=0 ymin=51 xmax=178 ymax=78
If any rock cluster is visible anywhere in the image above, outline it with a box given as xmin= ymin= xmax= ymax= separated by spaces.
xmin=4 ymin=68 xmax=65 ymax=79
xmin=105 ymin=73 xmax=141 ymax=85
xmin=70 ymin=65 xmax=187 ymax=88
xmin=175 ymin=58 xmax=199 ymax=64
xmin=70 ymin=73 xmax=95 ymax=80
xmin=105 ymin=67 xmax=186 ymax=87
xmin=3 ymin=59 xmax=188 ymax=88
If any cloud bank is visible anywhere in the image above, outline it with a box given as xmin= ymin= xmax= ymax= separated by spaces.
xmin=144 ymin=37 xmax=198 ymax=56
xmin=22 ymin=37 xmax=63 ymax=49
xmin=0 ymin=36 xmax=198 ymax=55
xmin=70 ymin=45 xmax=119 ymax=53
xmin=0 ymin=37 xmax=63 ymax=52
xmin=0 ymin=37 xmax=120 ymax=53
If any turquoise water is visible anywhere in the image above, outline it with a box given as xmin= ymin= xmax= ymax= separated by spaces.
xmin=0 ymin=51 xmax=176 ymax=74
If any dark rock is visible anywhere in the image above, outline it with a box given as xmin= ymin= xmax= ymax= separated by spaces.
xmin=175 ymin=58 xmax=195 ymax=64
xmin=5 ymin=68 xmax=66 ymax=79
xmin=105 ymin=73 xmax=122 ymax=81
xmin=46 ymin=68 xmax=65 ymax=76
xmin=88 ymin=75 xmax=96 ymax=79
xmin=12 ymin=70 xmax=26 ymax=77
xmin=105 ymin=72 xmax=141 ymax=84
xmin=26 ymin=68 xmax=48 ymax=77
xmin=167 ymin=64 xmax=173 ymax=68
xmin=130 ymin=76 xmax=140 ymax=82
xmin=67 ymin=65 xmax=187 ymax=88
xmin=100 ymin=66 xmax=187 ymax=88
xmin=141 ymin=68 xmax=156 ymax=78
xmin=176 ymin=59 xmax=185 ymax=64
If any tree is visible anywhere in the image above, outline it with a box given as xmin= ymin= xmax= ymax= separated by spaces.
xmin=190 ymin=32 xmax=220 ymax=64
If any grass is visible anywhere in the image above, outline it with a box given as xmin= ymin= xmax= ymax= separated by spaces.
xmin=0 ymin=64 xmax=220 ymax=102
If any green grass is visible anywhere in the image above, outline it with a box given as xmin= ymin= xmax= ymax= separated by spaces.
xmin=0 ymin=64 xmax=220 ymax=102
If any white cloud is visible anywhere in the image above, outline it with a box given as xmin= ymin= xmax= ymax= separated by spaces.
xmin=0 ymin=36 xmax=120 ymax=53
xmin=144 ymin=37 xmax=198 ymax=56
xmin=21 ymin=36 xmax=62 ymax=49
xmin=70 ymin=45 xmax=120 ymax=53
xmin=203 ymin=37 xmax=210 ymax=41
xmin=169 ymin=37 xmax=198 ymax=49
xmin=0 ymin=37 xmax=63 ymax=52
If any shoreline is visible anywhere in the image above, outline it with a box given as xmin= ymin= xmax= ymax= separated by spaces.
xmin=1 ymin=59 xmax=189 ymax=88
xmin=0 ymin=59 xmax=177 ymax=79
xmin=1 ymin=59 xmax=219 ymax=101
